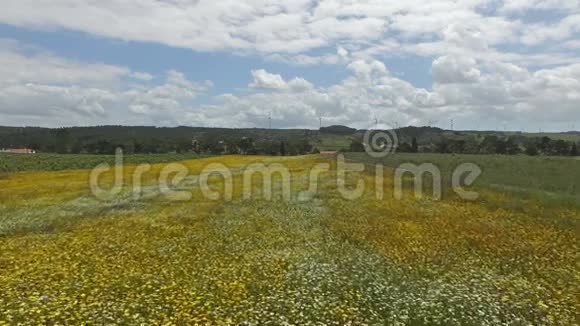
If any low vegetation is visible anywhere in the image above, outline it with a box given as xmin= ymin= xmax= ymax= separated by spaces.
xmin=0 ymin=153 xmax=211 ymax=173
xmin=0 ymin=154 xmax=577 ymax=324
xmin=346 ymin=152 xmax=580 ymax=195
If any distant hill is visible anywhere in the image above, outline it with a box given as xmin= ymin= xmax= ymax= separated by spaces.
xmin=320 ymin=125 xmax=357 ymax=135
xmin=0 ymin=125 xmax=578 ymax=156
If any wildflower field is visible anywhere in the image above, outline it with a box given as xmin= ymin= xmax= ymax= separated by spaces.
xmin=0 ymin=154 xmax=578 ymax=324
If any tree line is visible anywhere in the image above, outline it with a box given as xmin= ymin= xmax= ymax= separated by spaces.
xmin=2 ymin=125 xmax=578 ymax=157
xmin=351 ymin=134 xmax=579 ymax=156
xmin=0 ymin=126 xmax=316 ymax=156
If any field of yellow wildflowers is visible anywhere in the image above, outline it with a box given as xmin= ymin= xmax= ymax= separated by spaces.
xmin=0 ymin=155 xmax=577 ymax=324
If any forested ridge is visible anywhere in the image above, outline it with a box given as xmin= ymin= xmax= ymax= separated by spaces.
xmin=1 ymin=125 xmax=578 ymax=157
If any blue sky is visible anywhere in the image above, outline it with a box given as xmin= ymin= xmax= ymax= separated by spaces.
xmin=0 ymin=1 xmax=578 ymax=131
xmin=0 ymin=23 xmax=436 ymax=91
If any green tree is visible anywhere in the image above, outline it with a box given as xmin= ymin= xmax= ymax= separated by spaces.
xmin=238 ymin=137 xmax=255 ymax=155
xmin=552 ymin=140 xmax=570 ymax=156
xmin=505 ymin=137 xmax=521 ymax=155
xmin=463 ymin=138 xmax=481 ymax=154
xmin=436 ymin=139 xmax=449 ymax=153
xmin=54 ymin=128 xmax=71 ymax=154
xmin=411 ymin=137 xmax=419 ymax=153
xmin=524 ymin=141 xmax=539 ymax=156
xmin=398 ymin=142 xmax=412 ymax=153
xmin=192 ymin=139 xmax=201 ymax=153
xmin=495 ymin=139 xmax=507 ymax=154
xmin=349 ymin=140 xmax=365 ymax=152
xmin=299 ymin=139 xmax=313 ymax=154
xmin=479 ymin=136 xmax=498 ymax=154
xmin=480 ymin=136 xmax=507 ymax=154
xmin=175 ymin=138 xmax=192 ymax=154
xmin=570 ymin=143 xmax=578 ymax=156
xmin=448 ymin=140 xmax=466 ymax=154
xmin=539 ymin=136 xmax=552 ymax=155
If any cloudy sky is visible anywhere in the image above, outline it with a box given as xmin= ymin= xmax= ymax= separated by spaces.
xmin=0 ymin=0 xmax=579 ymax=131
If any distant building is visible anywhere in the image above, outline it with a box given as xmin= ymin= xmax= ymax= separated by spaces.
xmin=0 ymin=148 xmax=36 ymax=154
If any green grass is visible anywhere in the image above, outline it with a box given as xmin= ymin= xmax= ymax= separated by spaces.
xmin=345 ymin=152 xmax=580 ymax=209
xmin=312 ymin=133 xmax=352 ymax=151
xmin=0 ymin=153 xmax=212 ymax=173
